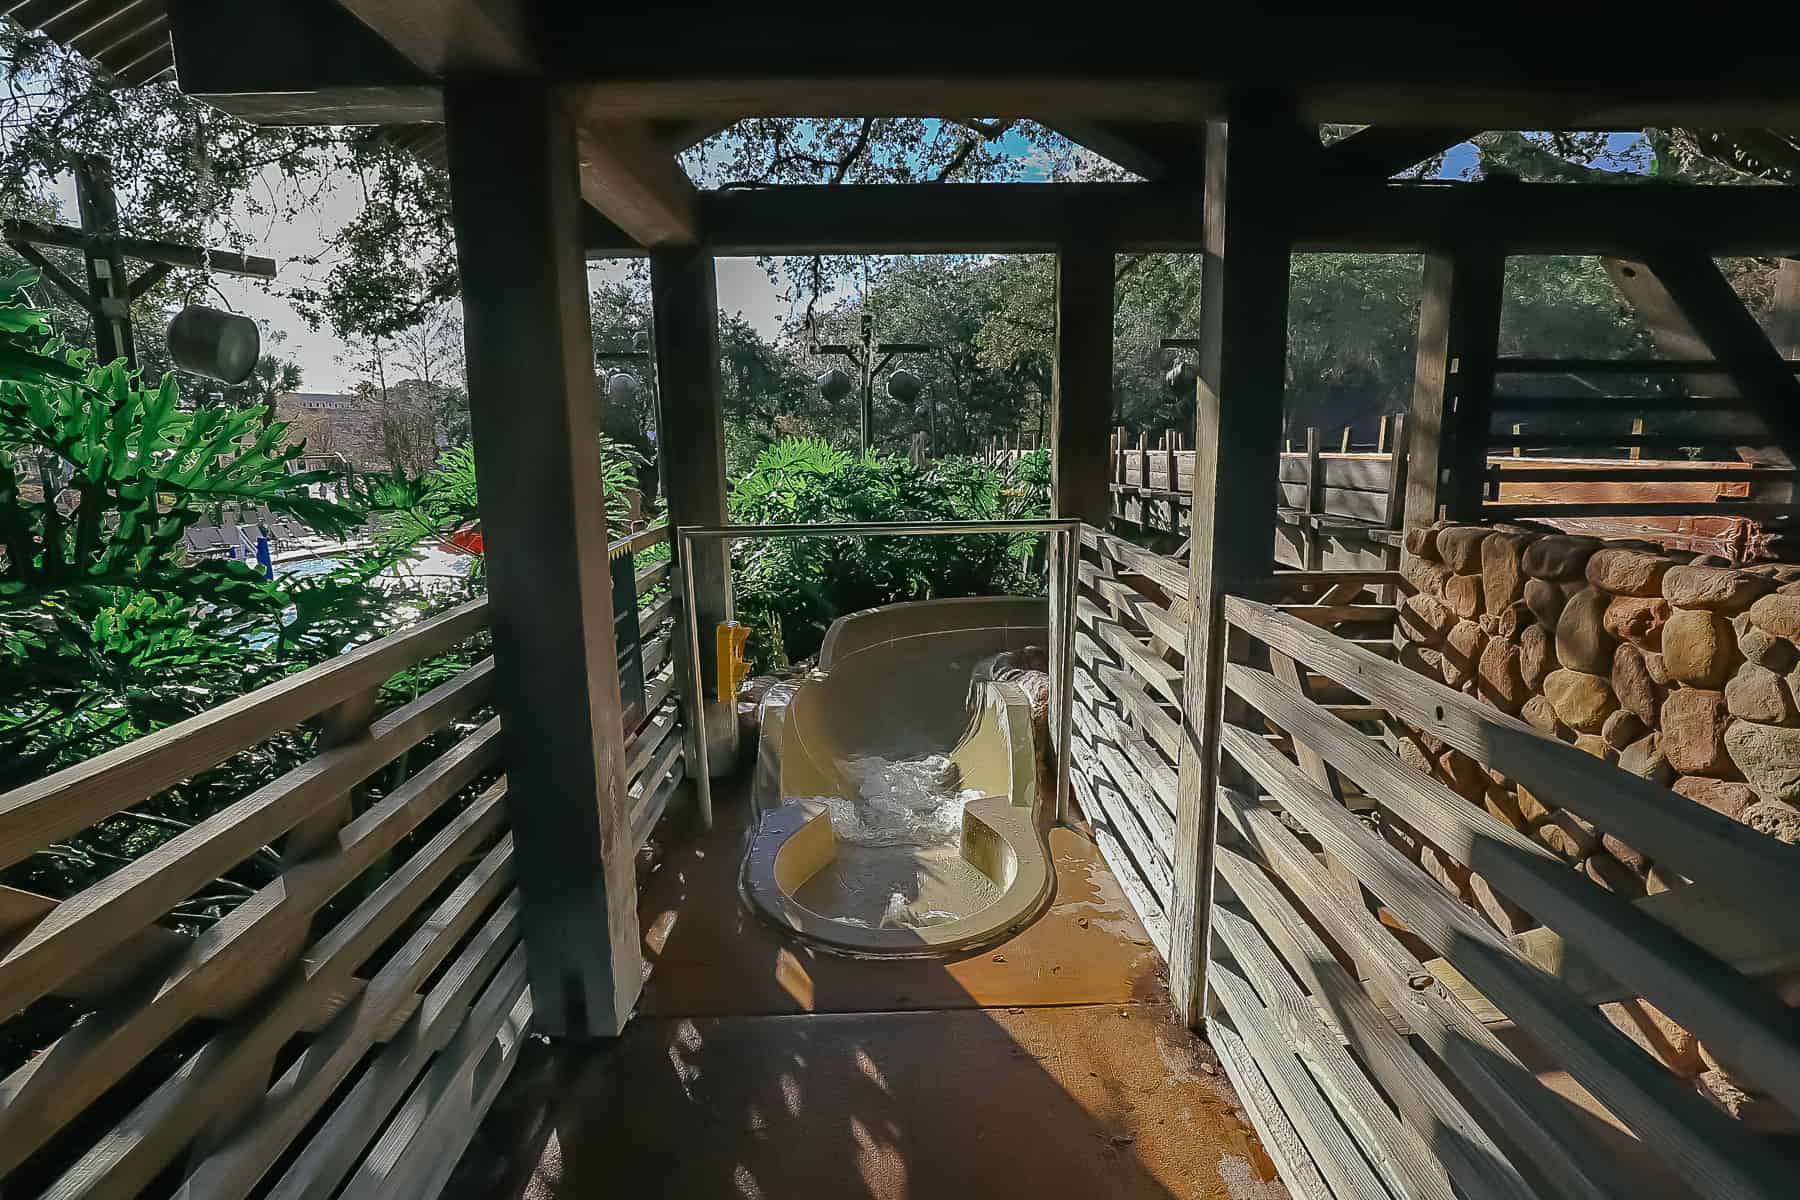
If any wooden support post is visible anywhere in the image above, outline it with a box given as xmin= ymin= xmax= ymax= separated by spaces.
xmin=72 ymin=156 xmax=134 ymax=369
xmin=1380 ymin=413 xmax=1409 ymax=604
xmin=1114 ymin=424 xmax=1127 ymax=490
xmin=651 ymin=245 xmax=739 ymax=781
xmin=1303 ymin=425 xmax=1323 ymax=570
xmin=1136 ymin=430 xmax=1150 ymax=492
xmin=1377 ymin=413 xmax=1390 ymax=454
xmin=1163 ymin=428 xmax=1178 ymax=496
xmin=1339 ymin=425 xmax=1352 ymax=453
xmin=1052 ymin=239 xmax=1115 ymax=526
xmin=1171 ymin=111 xmax=1292 ymax=1028
xmin=446 ymin=82 xmax=641 ymax=1038
xmin=1052 ymin=239 xmax=1115 ymax=822
xmin=1405 ymin=247 xmax=1506 ymax=528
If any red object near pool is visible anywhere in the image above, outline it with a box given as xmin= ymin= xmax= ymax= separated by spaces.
xmin=444 ymin=523 xmax=483 ymax=554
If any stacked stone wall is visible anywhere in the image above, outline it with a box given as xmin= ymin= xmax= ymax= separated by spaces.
xmin=1394 ymin=522 xmax=1800 ymax=1125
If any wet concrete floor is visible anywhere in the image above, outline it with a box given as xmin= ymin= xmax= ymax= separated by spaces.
xmin=443 ymin=784 xmax=1284 ymax=1199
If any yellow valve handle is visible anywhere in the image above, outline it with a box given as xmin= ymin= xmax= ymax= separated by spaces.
xmin=715 ymin=621 xmax=752 ymax=703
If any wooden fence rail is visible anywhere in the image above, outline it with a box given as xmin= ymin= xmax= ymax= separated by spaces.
xmin=1209 ymin=590 xmax=1800 ymax=1200
xmin=1061 ymin=524 xmax=1799 ymax=1198
xmin=1085 ymin=420 xmax=1792 ymax=559
xmin=0 ymin=524 xmax=684 ymax=1200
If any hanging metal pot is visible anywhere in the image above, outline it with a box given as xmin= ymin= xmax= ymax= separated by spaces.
xmin=817 ymin=367 xmax=853 ymax=402
xmin=167 ymin=305 xmax=261 ymax=384
xmin=886 ymin=368 xmax=922 ymax=404
xmin=606 ymin=372 xmax=642 ymax=402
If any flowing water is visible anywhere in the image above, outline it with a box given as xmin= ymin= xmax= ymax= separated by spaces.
xmin=790 ymin=752 xmax=1003 ymax=930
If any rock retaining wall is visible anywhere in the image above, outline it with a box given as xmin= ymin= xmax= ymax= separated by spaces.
xmin=1394 ymin=522 xmax=1800 ymax=1124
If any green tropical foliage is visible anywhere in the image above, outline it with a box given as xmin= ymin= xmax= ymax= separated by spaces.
xmin=728 ymin=438 xmax=1049 ymax=670
xmin=0 ymin=270 xmax=498 ymax=930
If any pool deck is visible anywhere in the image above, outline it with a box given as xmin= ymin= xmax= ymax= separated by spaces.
xmin=442 ymin=779 xmax=1283 ymax=1199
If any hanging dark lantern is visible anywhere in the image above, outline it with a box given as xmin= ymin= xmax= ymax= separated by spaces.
xmin=606 ymin=372 xmax=642 ymax=403
xmin=886 ymin=368 xmax=922 ymax=404
xmin=817 ymin=367 xmax=853 ymax=402
xmin=167 ymin=305 xmax=260 ymax=385
xmin=1164 ymin=358 xmax=1199 ymax=394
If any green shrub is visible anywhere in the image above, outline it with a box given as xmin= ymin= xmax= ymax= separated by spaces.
xmin=727 ymin=438 xmax=1049 ymax=670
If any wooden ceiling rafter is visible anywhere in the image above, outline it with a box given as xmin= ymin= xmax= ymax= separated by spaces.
xmin=329 ymin=0 xmax=699 ymax=248
xmin=1046 ymin=121 xmax=1206 ymax=182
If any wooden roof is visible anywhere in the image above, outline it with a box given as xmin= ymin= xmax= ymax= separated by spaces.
xmin=4 ymin=0 xmax=174 ymax=86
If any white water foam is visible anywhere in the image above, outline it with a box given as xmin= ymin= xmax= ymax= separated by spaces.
xmin=822 ymin=754 xmax=984 ymax=848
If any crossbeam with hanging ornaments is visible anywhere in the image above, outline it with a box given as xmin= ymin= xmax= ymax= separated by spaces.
xmin=2 ymin=157 xmax=275 ymax=376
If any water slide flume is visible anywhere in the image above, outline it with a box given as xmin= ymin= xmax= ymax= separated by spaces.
xmin=743 ymin=597 xmax=1056 ymax=956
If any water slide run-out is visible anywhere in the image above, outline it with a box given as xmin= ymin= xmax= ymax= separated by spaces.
xmin=743 ymin=596 xmax=1056 ymax=955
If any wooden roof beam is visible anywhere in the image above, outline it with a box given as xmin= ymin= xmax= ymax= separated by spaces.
xmin=331 ymin=0 xmax=698 ymax=247
xmin=1630 ymin=250 xmax=1800 ymax=467
xmin=1045 ymin=121 xmax=1205 ymax=181
xmin=169 ymin=1 xmax=699 ymax=246
xmin=580 ymin=180 xmax=1800 ymax=259
xmin=571 ymin=121 xmax=699 ymax=249
xmin=167 ymin=0 xmax=440 ymax=124
xmin=1320 ymin=127 xmax=1480 ymax=179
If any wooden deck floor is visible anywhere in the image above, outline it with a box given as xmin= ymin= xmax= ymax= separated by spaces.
xmin=442 ymin=781 xmax=1282 ymax=1199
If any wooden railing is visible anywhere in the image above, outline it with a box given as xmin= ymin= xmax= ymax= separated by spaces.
xmin=1068 ymin=524 xmax=1403 ymax=963
xmin=1069 ymin=525 xmax=1187 ymax=956
xmin=0 ymin=527 xmax=685 ymax=1198
xmin=1064 ymin=525 xmax=1800 ymax=1197
xmin=1210 ymin=589 xmax=1800 ymax=1200
xmin=0 ymin=598 xmax=515 ymax=1199
xmin=620 ymin=524 xmax=687 ymax=847
xmin=1105 ymin=423 xmax=1410 ymax=571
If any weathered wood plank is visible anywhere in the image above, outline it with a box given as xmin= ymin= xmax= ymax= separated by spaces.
xmin=1170 ymin=110 xmax=1293 ymax=1027
xmin=612 ymin=524 xmax=669 ymax=557
xmin=42 ymin=792 xmax=514 ymax=1200
xmin=652 ymin=246 xmax=737 ymax=793
xmin=1275 ymin=603 xmax=1396 ymax=626
xmin=1219 ymin=787 xmax=1623 ymax=1199
xmin=1206 ymin=1018 xmax=1334 ymax=1200
xmin=449 ymin=81 xmax=640 ymax=1038
xmin=1093 ymin=661 xmax=1182 ymax=766
xmin=0 ymin=661 xmax=495 ymax=1024
xmin=181 ymin=893 xmax=523 ymax=1200
xmin=1216 ymin=853 xmax=1533 ymax=1200
xmin=1083 ymin=713 xmax=1176 ymax=853
xmin=1082 ymin=697 xmax=1178 ymax=823
xmin=1225 ymin=594 xmax=1800 ymax=923
xmin=0 ymin=885 xmax=185 ymax=1001
xmin=1087 ymin=607 xmax=1183 ymax=706
xmin=1458 ymin=880 xmax=1800 ymax=1007
xmin=631 ymin=754 xmax=686 ymax=847
xmin=1227 ymin=660 xmax=1800 ymax=1119
xmin=1218 ymin=723 xmax=1789 ymax=1200
xmin=259 ymin=910 xmax=523 ymax=1200
xmin=333 ymin=944 xmax=532 ymax=1200
xmin=1080 ymin=523 xmax=1189 ymax=600
xmin=1211 ymin=918 xmax=1454 ymax=1200
xmin=636 ymin=589 xmax=675 ymax=634
xmin=0 ymin=718 xmax=503 ymax=1176
xmin=1083 ymin=560 xmax=1187 ymax=653
xmin=1218 ymin=788 xmax=1622 ymax=1199
xmin=1069 ymin=730 xmax=1172 ymax=905
xmin=0 ymin=599 xmax=488 ymax=871
xmin=623 ymin=699 xmax=680 ymax=783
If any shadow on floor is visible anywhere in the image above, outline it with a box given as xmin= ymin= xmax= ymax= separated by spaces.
xmin=442 ymin=781 xmax=1281 ymax=1200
